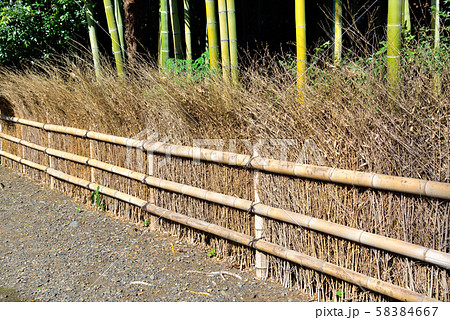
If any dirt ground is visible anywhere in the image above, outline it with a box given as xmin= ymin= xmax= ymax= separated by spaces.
xmin=0 ymin=164 xmax=310 ymax=302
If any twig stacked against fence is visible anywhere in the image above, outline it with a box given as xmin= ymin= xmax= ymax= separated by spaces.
xmin=0 ymin=115 xmax=449 ymax=302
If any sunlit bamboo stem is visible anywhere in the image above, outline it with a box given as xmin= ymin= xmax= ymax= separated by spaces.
xmin=295 ymin=0 xmax=306 ymax=104
xmin=218 ymin=0 xmax=230 ymax=82
xmin=205 ymin=0 xmax=220 ymax=71
xmin=85 ymin=0 xmax=101 ymax=80
xmin=114 ymin=0 xmax=126 ymax=61
xmin=159 ymin=0 xmax=170 ymax=68
xmin=387 ymin=0 xmax=402 ymax=89
xmin=103 ymin=0 xmax=125 ymax=78
xmin=334 ymin=0 xmax=342 ymax=66
xmin=226 ymin=0 xmax=238 ymax=84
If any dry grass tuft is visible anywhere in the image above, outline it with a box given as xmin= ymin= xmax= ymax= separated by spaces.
xmin=0 ymin=45 xmax=448 ymax=301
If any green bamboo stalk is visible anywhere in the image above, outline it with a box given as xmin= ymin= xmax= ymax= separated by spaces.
xmin=295 ymin=0 xmax=306 ymax=104
xmin=85 ymin=0 xmax=101 ymax=80
xmin=159 ymin=0 xmax=170 ymax=68
xmin=431 ymin=0 xmax=441 ymax=95
xmin=387 ymin=0 xmax=402 ymax=89
xmin=226 ymin=0 xmax=238 ymax=84
xmin=184 ymin=0 xmax=192 ymax=61
xmin=402 ymin=0 xmax=411 ymax=33
xmin=431 ymin=0 xmax=440 ymax=50
xmin=169 ymin=0 xmax=183 ymax=59
xmin=334 ymin=0 xmax=342 ymax=66
xmin=205 ymin=0 xmax=220 ymax=71
xmin=218 ymin=0 xmax=230 ymax=82
xmin=103 ymin=0 xmax=125 ymax=78
xmin=114 ymin=0 xmax=126 ymax=61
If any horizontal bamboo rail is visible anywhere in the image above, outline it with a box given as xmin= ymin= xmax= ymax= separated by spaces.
xmin=0 ymin=149 xmax=439 ymax=302
xmin=2 ymin=132 xmax=449 ymax=269
xmin=1 ymin=115 xmax=449 ymax=200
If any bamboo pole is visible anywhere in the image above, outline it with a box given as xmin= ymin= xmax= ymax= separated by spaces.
xmin=218 ymin=0 xmax=231 ymax=83
xmin=402 ymin=0 xmax=411 ymax=33
xmin=183 ymin=0 xmax=192 ymax=61
xmin=114 ymin=0 xmax=126 ymax=62
xmin=295 ymin=0 xmax=307 ymax=104
xmin=2 ymin=131 xmax=449 ymax=269
xmin=387 ymin=0 xmax=402 ymax=89
xmin=2 ymin=115 xmax=450 ymax=201
xmin=253 ymin=149 xmax=267 ymax=279
xmin=85 ymin=0 xmax=101 ymax=80
xmin=0 ymin=148 xmax=440 ymax=302
xmin=103 ymin=0 xmax=125 ymax=78
xmin=205 ymin=0 xmax=220 ymax=71
xmin=226 ymin=0 xmax=238 ymax=85
xmin=159 ymin=0 xmax=170 ymax=68
xmin=334 ymin=0 xmax=342 ymax=66
xmin=169 ymin=0 xmax=183 ymax=59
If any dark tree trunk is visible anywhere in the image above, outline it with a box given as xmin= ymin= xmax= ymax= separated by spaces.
xmin=123 ymin=0 xmax=138 ymax=63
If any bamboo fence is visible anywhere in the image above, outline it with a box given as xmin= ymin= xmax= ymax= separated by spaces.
xmin=0 ymin=148 xmax=440 ymax=302
xmin=0 ymin=114 xmax=449 ymax=301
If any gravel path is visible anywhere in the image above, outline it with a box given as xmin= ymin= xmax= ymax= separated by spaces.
xmin=0 ymin=165 xmax=308 ymax=302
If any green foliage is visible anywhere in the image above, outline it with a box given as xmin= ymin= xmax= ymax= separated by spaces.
xmin=0 ymin=0 xmax=87 ymax=65
xmin=165 ymin=50 xmax=211 ymax=81
xmin=89 ymin=186 xmax=103 ymax=210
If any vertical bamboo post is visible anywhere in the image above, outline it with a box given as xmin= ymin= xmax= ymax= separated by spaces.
xmin=20 ymin=125 xmax=26 ymax=174
xmin=103 ymin=0 xmax=125 ymax=78
xmin=48 ymin=132 xmax=55 ymax=189
xmin=387 ymin=0 xmax=402 ymax=90
xmin=295 ymin=0 xmax=306 ymax=104
xmin=254 ymin=149 xmax=267 ymax=279
xmin=85 ymin=0 xmax=101 ymax=80
xmin=89 ymin=137 xmax=95 ymax=184
xmin=431 ymin=0 xmax=441 ymax=95
xmin=205 ymin=0 xmax=220 ymax=72
xmin=148 ymin=143 xmax=157 ymax=231
xmin=226 ymin=0 xmax=238 ymax=85
xmin=334 ymin=0 xmax=342 ymax=66
xmin=159 ymin=0 xmax=170 ymax=69
xmin=218 ymin=0 xmax=231 ymax=83
xmin=184 ymin=0 xmax=192 ymax=61
xmin=114 ymin=0 xmax=126 ymax=61
xmin=169 ymin=0 xmax=183 ymax=59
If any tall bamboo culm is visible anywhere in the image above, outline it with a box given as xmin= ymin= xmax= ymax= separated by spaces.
xmin=103 ymin=0 xmax=125 ymax=78
xmin=402 ymin=0 xmax=411 ymax=32
xmin=218 ymin=0 xmax=231 ymax=82
xmin=169 ymin=0 xmax=183 ymax=59
xmin=205 ymin=0 xmax=220 ymax=71
xmin=334 ymin=0 xmax=342 ymax=66
xmin=387 ymin=0 xmax=402 ymax=89
xmin=431 ymin=0 xmax=441 ymax=95
xmin=114 ymin=0 xmax=126 ymax=61
xmin=295 ymin=0 xmax=306 ymax=104
xmin=159 ymin=0 xmax=170 ymax=68
xmin=184 ymin=0 xmax=192 ymax=61
xmin=226 ymin=0 xmax=238 ymax=85
xmin=85 ymin=0 xmax=101 ymax=80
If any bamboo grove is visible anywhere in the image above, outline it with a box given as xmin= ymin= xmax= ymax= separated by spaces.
xmin=85 ymin=1 xmax=443 ymax=100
